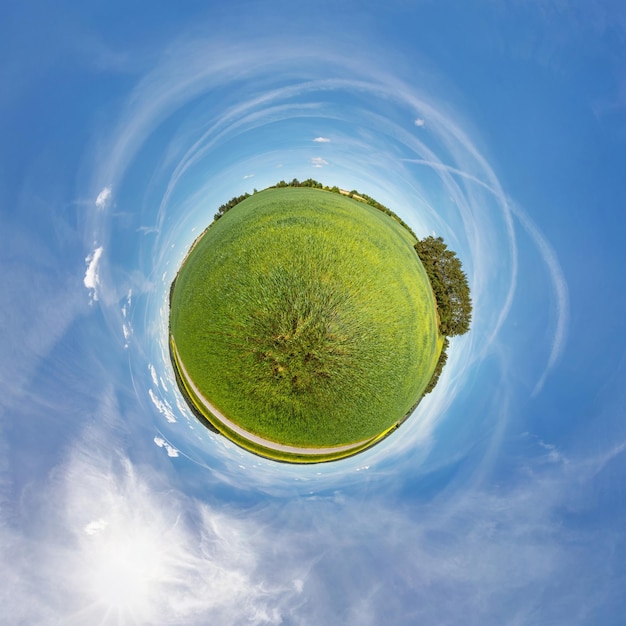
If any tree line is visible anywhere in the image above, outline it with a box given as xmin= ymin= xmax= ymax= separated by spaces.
xmin=213 ymin=192 xmax=252 ymax=221
xmin=213 ymin=178 xmax=418 ymax=239
xmin=268 ymin=178 xmax=419 ymax=238
xmin=415 ymin=236 xmax=472 ymax=395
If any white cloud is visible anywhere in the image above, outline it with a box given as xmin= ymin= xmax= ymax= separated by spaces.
xmin=311 ymin=157 xmax=328 ymax=168
xmin=121 ymin=289 xmax=132 ymax=318
xmin=84 ymin=519 xmax=109 ymax=536
xmin=149 ymin=363 xmax=159 ymax=387
xmin=313 ymin=136 xmax=331 ymax=143
xmin=175 ymin=394 xmax=191 ymax=417
xmin=148 ymin=388 xmax=176 ymax=423
xmin=243 ymin=173 xmax=255 ymax=179
xmin=95 ymin=186 xmax=112 ymax=209
xmin=83 ymin=246 xmax=104 ymax=303
xmin=154 ymin=436 xmax=180 ymax=457
xmin=414 ymin=118 xmax=425 ymax=127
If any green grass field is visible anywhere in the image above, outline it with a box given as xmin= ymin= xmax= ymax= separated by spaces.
xmin=169 ymin=187 xmax=440 ymax=450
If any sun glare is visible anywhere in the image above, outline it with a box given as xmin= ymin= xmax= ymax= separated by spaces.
xmin=84 ymin=524 xmax=167 ymax=615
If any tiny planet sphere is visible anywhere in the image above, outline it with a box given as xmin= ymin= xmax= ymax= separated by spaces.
xmin=169 ymin=184 xmax=443 ymax=463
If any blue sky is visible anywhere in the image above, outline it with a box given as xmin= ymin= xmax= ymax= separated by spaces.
xmin=2 ymin=1 xmax=626 ymax=624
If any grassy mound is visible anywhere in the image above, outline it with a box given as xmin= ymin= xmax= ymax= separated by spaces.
xmin=169 ymin=187 xmax=440 ymax=451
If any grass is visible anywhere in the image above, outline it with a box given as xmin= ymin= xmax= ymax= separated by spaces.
xmin=170 ymin=336 xmax=396 ymax=463
xmin=170 ymin=187 xmax=441 ymax=450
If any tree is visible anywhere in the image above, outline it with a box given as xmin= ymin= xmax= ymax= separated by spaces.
xmin=414 ymin=236 xmax=472 ymax=336
xmin=213 ymin=192 xmax=251 ymax=220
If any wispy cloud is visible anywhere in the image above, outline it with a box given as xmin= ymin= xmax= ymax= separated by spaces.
xmin=0 ymin=410 xmax=622 ymax=625
xmin=0 ymin=444 xmax=301 ymax=625
xmin=510 ymin=204 xmax=569 ymax=396
xmin=538 ymin=439 xmax=568 ymax=465
xmin=414 ymin=118 xmax=425 ymax=127
xmin=311 ymin=157 xmax=328 ymax=168
xmin=136 ymin=225 xmax=159 ymax=234
xmin=243 ymin=173 xmax=255 ymax=179
xmin=95 ymin=186 xmax=112 ymax=209
xmin=313 ymin=136 xmax=331 ymax=143
xmin=83 ymin=246 xmax=104 ymax=303
xmin=258 ymin=437 xmax=622 ymax=626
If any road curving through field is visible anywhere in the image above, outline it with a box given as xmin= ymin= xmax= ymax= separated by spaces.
xmin=171 ymin=339 xmax=378 ymax=456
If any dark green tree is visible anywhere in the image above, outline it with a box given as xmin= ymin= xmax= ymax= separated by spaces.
xmin=213 ymin=192 xmax=251 ymax=220
xmin=414 ymin=236 xmax=472 ymax=336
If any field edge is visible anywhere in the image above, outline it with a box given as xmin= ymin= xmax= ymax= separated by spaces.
xmin=169 ymin=335 xmax=408 ymax=464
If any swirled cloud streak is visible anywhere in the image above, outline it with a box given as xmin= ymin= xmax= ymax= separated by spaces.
xmin=1 ymin=1 xmax=625 ymax=624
